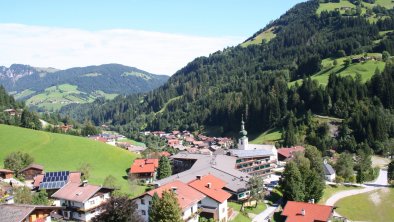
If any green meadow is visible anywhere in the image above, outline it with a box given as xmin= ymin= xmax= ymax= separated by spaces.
xmin=0 ymin=124 xmax=143 ymax=195
xmin=289 ymin=54 xmax=385 ymax=87
xmin=250 ymin=128 xmax=282 ymax=144
xmin=336 ymin=188 xmax=394 ymax=221
xmin=24 ymin=84 xmax=117 ymax=111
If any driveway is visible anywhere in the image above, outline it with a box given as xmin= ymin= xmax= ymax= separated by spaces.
xmin=325 ymin=169 xmax=388 ymax=217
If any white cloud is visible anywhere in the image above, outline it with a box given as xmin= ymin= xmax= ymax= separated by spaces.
xmin=0 ymin=24 xmax=243 ymax=75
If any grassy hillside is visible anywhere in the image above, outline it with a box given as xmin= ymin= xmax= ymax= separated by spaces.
xmin=23 ymin=84 xmax=117 ymax=111
xmin=241 ymin=26 xmax=277 ymax=47
xmin=0 ymin=124 xmax=142 ymax=194
xmin=250 ymin=128 xmax=282 ymax=144
xmin=289 ymin=53 xmax=386 ymax=87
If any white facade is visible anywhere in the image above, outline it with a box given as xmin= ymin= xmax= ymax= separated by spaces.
xmin=136 ymin=194 xmax=200 ymax=222
xmin=325 ymin=173 xmax=336 ymax=182
xmin=199 ymin=197 xmax=228 ymax=222
xmin=57 ymin=193 xmax=110 ymax=222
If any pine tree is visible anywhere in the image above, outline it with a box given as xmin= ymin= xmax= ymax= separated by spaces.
xmin=388 ymin=160 xmax=394 ymax=184
xmin=149 ymin=191 xmax=182 ymax=222
xmin=157 ymin=156 xmax=172 ymax=179
xmin=280 ymin=161 xmax=304 ymax=201
xmin=149 ymin=193 xmax=161 ymax=222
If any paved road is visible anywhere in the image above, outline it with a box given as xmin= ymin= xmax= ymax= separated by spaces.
xmin=251 ymin=204 xmax=278 ymax=222
xmin=325 ymin=169 xmax=388 ymax=217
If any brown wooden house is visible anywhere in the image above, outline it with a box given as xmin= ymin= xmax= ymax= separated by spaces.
xmin=19 ymin=164 xmax=44 ymax=180
xmin=0 ymin=204 xmax=63 ymax=222
xmin=0 ymin=169 xmax=14 ymax=179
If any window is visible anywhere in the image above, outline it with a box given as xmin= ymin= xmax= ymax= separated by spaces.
xmin=141 ymin=210 xmax=146 ymax=215
xmin=78 ymin=212 xmax=82 ymax=217
xmin=149 ymin=201 xmax=152 ymax=205
xmin=141 ymin=199 xmax=145 ymax=205
xmin=222 ymin=207 xmax=225 ymax=213
xmin=89 ymin=200 xmax=95 ymax=205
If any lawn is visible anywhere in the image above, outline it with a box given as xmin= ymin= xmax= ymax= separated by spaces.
xmin=0 ymin=124 xmax=144 ymax=195
xmin=336 ymin=188 xmax=394 ymax=221
xmin=319 ymin=184 xmax=362 ymax=204
xmin=250 ymin=128 xmax=282 ymax=144
xmin=289 ymin=54 xmax=385 ymax=87
xmin=228 ymin=201 xmax=267 ymax=221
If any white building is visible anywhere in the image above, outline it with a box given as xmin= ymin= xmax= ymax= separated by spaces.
xmin=135 ymin=180 xmax=205 ymax=222
xmin=237 ymin=119 xmax=278 ymax=161
xmin=188 ymin=175 xmax=231 ymax=222
xmin=51 ymin=182 xmax=114 ymax=221
xmin=323 ymin=161 xmax=336 ymax=182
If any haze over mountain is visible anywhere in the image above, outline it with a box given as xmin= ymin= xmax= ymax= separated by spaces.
xmin=0 ymin=63 xmax=168 ymax=111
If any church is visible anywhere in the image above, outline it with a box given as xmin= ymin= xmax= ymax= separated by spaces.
xmin=230 ymin=119 xmax=278 ymax=178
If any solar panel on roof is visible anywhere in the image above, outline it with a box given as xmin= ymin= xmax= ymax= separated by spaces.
xmin=39 ymin=171 xmax=71 ymax=190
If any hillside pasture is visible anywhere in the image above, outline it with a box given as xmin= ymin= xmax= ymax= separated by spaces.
xmin=0 ymin=124 xmax=142 ymax=194
xmin=289 ymin=53 xmax=385 ymax=87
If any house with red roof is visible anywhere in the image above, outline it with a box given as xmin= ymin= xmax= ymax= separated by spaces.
xmin=277 ymin=146 xmax=305 ymax=162
xmin=130 ymin=159 xmax=159 ymax=184
xmin=135 ymin=181 xmax=205 ymax=222
xmin=188 ymin=175 xmax=231 ymax=222
xmin=168 ymin=139 xmax=181 ymax=147
xmin=281 ymin=201 xmax=333 ymax=222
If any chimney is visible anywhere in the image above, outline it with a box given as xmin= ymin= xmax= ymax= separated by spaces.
xmin=82 ymin=180 xmax=88 ymax=187
xmin=206 ymin=183 xmax=212 ymax=189
xmin=196 ymin=175 xmax=202 ymax=180
xmin=171 ymin=187 xmax=177 ymax=194
xmin=301 ymin=209 xmax=305 ymax=216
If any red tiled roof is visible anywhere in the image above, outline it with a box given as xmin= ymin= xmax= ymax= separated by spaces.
xmin=277 ymin=146 xmax=305 ymax=159
xmin=146 ymin=181 xmax=205 ymax=210
xmin=130 ymin=159 xmax=159 ymax=174
xmin=188 ymin=174 xmax=231 ymax=203
xmin=33 ymin=174 xmax=44 ymax=187
xmin=160 ymin=151 xmax=171 ymax=157
xmin=69 ymin=172 xmax=82 ymax=183
xmin=281 ymin=201 xmax=333 ymax=222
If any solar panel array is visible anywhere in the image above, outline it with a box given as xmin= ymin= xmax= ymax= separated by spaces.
xmin=39 ymin=171 xmax=70 ymax=190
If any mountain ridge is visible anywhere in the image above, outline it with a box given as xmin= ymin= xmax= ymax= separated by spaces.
xmin=0 ymin=63 xmax=169 ymax=111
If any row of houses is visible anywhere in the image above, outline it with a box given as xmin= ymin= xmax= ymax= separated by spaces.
xmin=1 ymin=164 xmax=114 ymax=222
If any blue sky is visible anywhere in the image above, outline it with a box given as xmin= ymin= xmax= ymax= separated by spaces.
xmin=0 ymin=0 xmax=305 ymax=74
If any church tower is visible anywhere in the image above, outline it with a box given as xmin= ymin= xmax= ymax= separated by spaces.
xmin=238 ymin=118 xmax=249 ymax=150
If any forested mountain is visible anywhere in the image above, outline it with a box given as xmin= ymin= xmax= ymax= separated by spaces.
xmin=0 ymin=85 xmax=41 ymax=130
xmin=62 ymin=0 xmax=394 ymax=155
xmin=0 ymin=64 xmax=168 ymax=111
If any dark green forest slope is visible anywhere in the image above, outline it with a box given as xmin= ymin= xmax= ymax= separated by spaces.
xmin=62 ymin=0 xmax=394 ymax=155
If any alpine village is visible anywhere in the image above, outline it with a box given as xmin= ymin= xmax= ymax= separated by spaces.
xmin=1 ymin=0 xmax=394 ymax=222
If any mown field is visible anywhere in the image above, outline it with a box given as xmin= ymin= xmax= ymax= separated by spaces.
xmin=336 ymin=188 xmax=394 ymax=221
xmin=250 ymin=128 xmax=282 ymax=144
xmin=0 ymin=124 xmax=143 ymax=194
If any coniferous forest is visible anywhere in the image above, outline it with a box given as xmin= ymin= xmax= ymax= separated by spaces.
xmin=55 ymin=0 xmax=394 ymax=156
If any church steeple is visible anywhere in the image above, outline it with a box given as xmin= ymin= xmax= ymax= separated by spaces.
xmin=238 ymin=115 xmax=249 ymax=150
xmin=239 ymin=116 xmax=248 ymax=137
